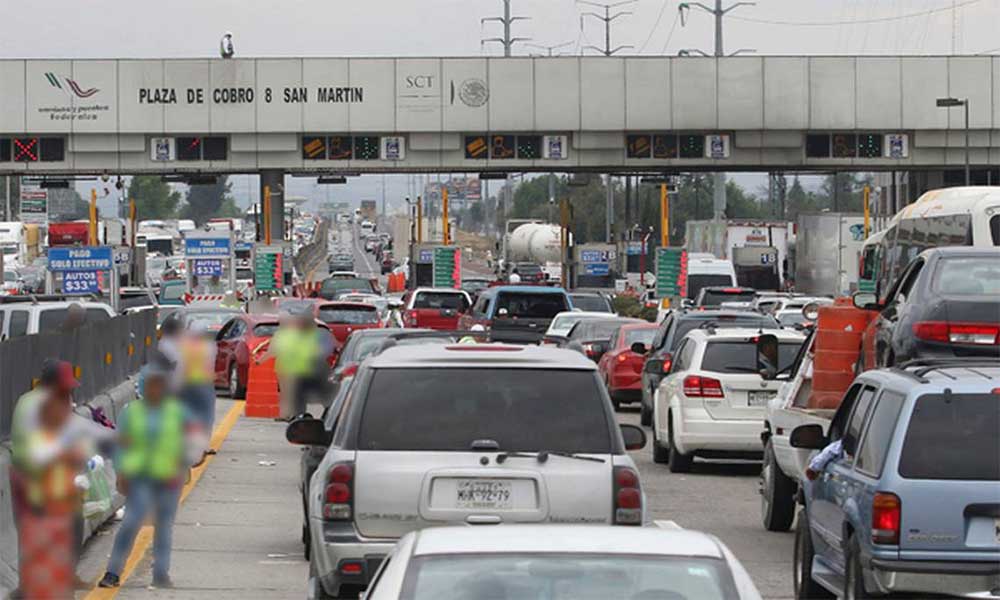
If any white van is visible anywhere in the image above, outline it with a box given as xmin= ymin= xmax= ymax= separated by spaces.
xmin=0 ymin=301 xmax=116 ymax=340
xmin=685 ymin=253 xmax=737 ymax=300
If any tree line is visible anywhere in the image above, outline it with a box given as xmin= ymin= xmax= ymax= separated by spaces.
xmin=128 ymin=175 xmax=241 ymax=225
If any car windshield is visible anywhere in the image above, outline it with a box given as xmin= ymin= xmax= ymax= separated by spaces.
xmin=317 ymin=305 xmax=378 ymax=324
xmin=398 ymin=554 xmax=738 ymax=600
xmin=624 ymin=327 xmax=656 ymax=347
xmin=570 ymin=320 xmax=632 ymax=341
xmin=570 ymin=294 xmax=611 ymax=312
xmin=252 ymin=323 xmax=279 ymax=337
xmin=276 ymin=299 xmax=315 ymax=314
xmin=687 ymin=273 xmax=733 ymax=299
xmin=776 ymin=312 xmax=807 ymax=327
xmin=932 ymin=257 xmax=1000 ymax=296
xmin=699 ymin=290 xmax=755 ymax=306
xmin=899 ymin=393 xmax=999 ymax=481
xmin=670 ymin=315 xmax=779 ymax=351
xmin=413 ymin=292 xmax=468 ymax=311
xmin=358 ymin=368 xmax=610 ymax=453
xmin=321 ymin=278 xmax=374 ymax=297
xmin=37 ymin=308 xmax=72 ymax=333
xmin=700 ymin=340 xmax=802 ymax=374
xmin=495 ymin=292 xmax=568 ymax=319
xmin=187 ymin=311 xmax=239 ymax=330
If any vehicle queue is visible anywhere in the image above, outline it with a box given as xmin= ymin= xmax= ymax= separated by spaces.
xmin=4 ymin=187 xmax=995 ymax=599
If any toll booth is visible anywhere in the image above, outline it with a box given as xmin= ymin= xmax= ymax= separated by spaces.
xmin=412 ymin=244 xmax=436 ymax=288
xmin=182 ymin=231 xmax=236 ymax=296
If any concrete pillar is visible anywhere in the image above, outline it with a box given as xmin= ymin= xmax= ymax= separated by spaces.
xmin=259 ymin=169 xmax=285 ymax=242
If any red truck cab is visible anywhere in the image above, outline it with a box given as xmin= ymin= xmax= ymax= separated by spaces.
xmin=402 ymin=288 xmax=472 ymax=330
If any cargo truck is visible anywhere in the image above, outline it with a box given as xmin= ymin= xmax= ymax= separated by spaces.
xmin=794 ymin=213 xmax=867 ymax=297
xmin=685 ymin=220 xmax=791 ymax=290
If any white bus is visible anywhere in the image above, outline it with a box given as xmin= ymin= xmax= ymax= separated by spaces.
xmin=858 ymin=186 xmax=1000 ymax=297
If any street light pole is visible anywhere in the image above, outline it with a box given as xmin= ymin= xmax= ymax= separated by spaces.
xmin=936 ymin=97 xmax=971 ymax=186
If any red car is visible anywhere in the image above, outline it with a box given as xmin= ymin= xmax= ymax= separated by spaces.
xmin=598 ymin=322 xmax=659 ymax=409
xmin=213 ymin=313 xmax=339 ymax=399
xmin=402 ymin=288 xmax=472 ymax=330
xmin=313 ymin=301 xmax=382 ymax=343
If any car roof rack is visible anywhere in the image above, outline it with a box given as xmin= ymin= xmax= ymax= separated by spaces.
xmin=892 ymin=358 xmax=1000 ymax=383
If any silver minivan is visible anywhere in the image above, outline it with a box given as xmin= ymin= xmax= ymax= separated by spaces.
xmin=287 ymin=343 xmax=648 ymax=600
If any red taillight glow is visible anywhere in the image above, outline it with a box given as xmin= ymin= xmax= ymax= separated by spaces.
xmin=682 ymin=375 xmax=724 ymax=398
xmin=340 ymin=363 xmax=358 ymax=380
xmin=617 ymin=354 xmax=628 ymax=363
xmin=913 ymin=321 xmax=999 ymax=345
xmin=613 ymin=466 xmax=642 ymax=525
xmin=323 ymin=462 xmax=354 ymax=521
xmin=339 ymin=562 xmax=363 ymax=575
xmin=661 ymin=354 xmax=673 ymax=373
xmin=872 ymin=492 xmax=901 ymax=545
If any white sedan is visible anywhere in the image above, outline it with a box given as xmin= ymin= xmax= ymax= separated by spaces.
xmin=362 ymin=524 xmax=762 ymax=600
xmin=543 ymin=310 xmax=614 ymax=340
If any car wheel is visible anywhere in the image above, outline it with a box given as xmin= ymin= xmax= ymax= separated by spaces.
xmin=640 ymin=400 xmax=652 ymax=427
xmin=666 ymin=412 xmax=693 ymax=473
xmin=229 ymin=363 xmax=246 ymax=400
xmin=651 ymin=418 xmax=670 ymax=464
xmin=844 ymin=535 xmax=875 ymax=600
xmin=793 ymin=510 xmax=834 ymax=600
xmin=761 ymin=440 xmax=796 ymax=531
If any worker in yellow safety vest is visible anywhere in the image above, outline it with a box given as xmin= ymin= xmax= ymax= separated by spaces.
xmin=261 ymin=310 xmax=326 ymax=421
xmin=99 ymin=357 xmax=193 ymax=590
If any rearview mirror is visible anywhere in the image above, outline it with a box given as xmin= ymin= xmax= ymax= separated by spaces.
xmin=285 ymin=417 xmax=329 ymax=446
xmin=755 ymin=333 xmax=780 ymax=380
xmin=852 ymin=291 xmax=879 ymax=311
xmin=497 ymin=307 xmax=509 ymax=317
xmin=619 ymin=424 xmax=647 ymax=451
xmin=801 ymin=302 xmax=822 ymax=322
xmin=630 ymin=342 xmax=647 ymax=355
xmin=789 ymin=424 xmax=827 ymax=450
xmin=680 ymin=298 xmax=693 ymax=308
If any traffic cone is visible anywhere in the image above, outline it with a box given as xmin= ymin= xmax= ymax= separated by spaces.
xmin=245 ymin=353 xmax=280 ymax=418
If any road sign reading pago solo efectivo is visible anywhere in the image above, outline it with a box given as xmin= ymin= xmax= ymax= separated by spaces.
xmin=656 ymin=248 xmax=688 ymax=298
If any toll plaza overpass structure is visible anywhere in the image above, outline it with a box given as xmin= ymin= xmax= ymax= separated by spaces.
xmin=3 ymin=55 xmax=1000 ymax=233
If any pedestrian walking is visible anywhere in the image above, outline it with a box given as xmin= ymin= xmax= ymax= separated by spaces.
xmin=261 ymin=310 xmax=324 ymax=420
xmin=10 ymin=360 xmax=89 ymax=599
xmin=98 ymin=359 xmax=193 ymax=590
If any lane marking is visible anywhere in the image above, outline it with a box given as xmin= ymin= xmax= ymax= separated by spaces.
xmin=83 ymin=400 xmax=245 ymax=599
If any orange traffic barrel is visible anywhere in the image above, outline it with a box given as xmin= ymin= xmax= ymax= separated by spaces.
xmin=808 ymin=297 xmax=876 ymax=409
xmin=245 ymin=344 xmax=280 ymax=418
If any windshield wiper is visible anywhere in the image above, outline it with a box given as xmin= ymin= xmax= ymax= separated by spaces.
xmin=496 ymin=451 xmax=606 ymax=464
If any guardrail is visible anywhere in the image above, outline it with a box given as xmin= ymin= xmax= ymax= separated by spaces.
xmin=0 ymin=311 xmax=157 ymax=439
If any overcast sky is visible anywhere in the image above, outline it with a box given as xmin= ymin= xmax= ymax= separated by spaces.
xmin=4 ymin=0 xmax=997 ymax=213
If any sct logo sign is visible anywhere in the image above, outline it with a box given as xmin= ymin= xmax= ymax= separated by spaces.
xmin=45 ymin=72 xmax=99 ymax=99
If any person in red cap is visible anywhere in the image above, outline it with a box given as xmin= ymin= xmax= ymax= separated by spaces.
xmin=10 ymin=359 xmax=91 ymax=598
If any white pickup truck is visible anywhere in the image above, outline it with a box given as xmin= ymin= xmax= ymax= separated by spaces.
xmin=758 ymin=326 xmax=837 ymax=532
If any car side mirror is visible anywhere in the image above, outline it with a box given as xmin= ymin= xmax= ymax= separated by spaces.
xmin=789 ymin=424 xmax=827 ymax=450
xmin=619 ymin=424 xmax=647 ymax=451
xmin=755 ymin=333 xmax=779 ymax=380
xmin=285 ymin=417 xmax=330 ymax=446
xmin=681 ymin=299 xmax=693 ymax=308
xmin=630 ymin=342 xmax=647 ymax=355
xmin=643 ymin=358 xmax=663 ymax=374
xmin=852 ymin=291 xmax=879 ymax=311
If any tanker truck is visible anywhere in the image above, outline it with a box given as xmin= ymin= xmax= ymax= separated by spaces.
xmin=498 ymin=220 xmax=564 ymax=283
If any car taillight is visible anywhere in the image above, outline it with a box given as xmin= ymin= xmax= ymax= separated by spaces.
xmin=661 ymin=353 xmax=673 ymax=373
xmin=340 ymin=363 xmax=358 ymax=379
xmin=583 ymin=344 xmax=596 ymax=357
xmin=872 ymin=492 xmax=900 ymax=545
xmin=682 ymin=375 xmax=724 ymax=398
xmin=613 ymin=466 xmax=642 ymax=525
xmin=913 ymin=321 xmax=999 ymax=345
xmin=322 ymin=462 xmax=354 ymax=521
xmin=617 ymin=354 xmax=628 ymax=363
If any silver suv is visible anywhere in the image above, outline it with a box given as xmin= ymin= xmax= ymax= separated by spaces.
xmin=288 ymin=343 xmax=648 ymax=600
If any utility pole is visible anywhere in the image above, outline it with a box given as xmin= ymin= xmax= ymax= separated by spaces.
xmin=525 ymin=41 xmax=575 ymax=57
xmin=482 ymin=0 xmax=530 ymax=57
xmin=579 ymin=0 xmax=635 ymax=56
xmin=678 ymin=1 xmax=755 ymax=254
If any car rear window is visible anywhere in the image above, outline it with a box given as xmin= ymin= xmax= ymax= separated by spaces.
xmin=570 ymin=320 xmax=631 ymax=341
xmin=670 ymin=315 xmax=778 ymax=351
xmin=399 ymin=554 xmax=738 ymax=600
xmin=38 ymin=308 xmax=71 ymax=333
xmin=899 ymin=393 xmax=999 ymax=481
xmin=570 ymin=295 xmax=611 ymax=312
xmin=320 ymin=278 xmax=375 ymax=296
xmin=624 ymin=328 xmax=656 ymax=347
xmin=932 ymin=257 xmax=1000 ymax=296
xmin=699 ymin=290 xmax=755 ymax=306
xmin=253 ymin=323 xmax=279 ymax=337
xmin=318 ymin=305 xmax=378 ymax=325
xmin=687 ymin=273 xmax=734 ymax=299
xmin=413 ymin=292 xmax=468 ymax=311
xmin=700 ymin=340 xmax=802 ymax=374
xmin=358 ymin=368 xmax=611 ymax=453
xmin=494 ymin=292 xmax=568 ymax=319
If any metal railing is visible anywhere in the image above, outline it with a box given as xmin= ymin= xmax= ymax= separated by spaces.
xmin=0 ymin=311 xmax=157 ymax=439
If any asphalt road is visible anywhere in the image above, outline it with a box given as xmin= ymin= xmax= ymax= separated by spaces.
xmin=619 ymin=406 xmax=795 ymax=600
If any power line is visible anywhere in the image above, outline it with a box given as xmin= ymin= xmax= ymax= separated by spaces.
xmin=638 ymin=0 xmax=671 ymax=53
xmin=579 ymin=0 xmax=637 ymax=56
xmin=727 ymin=0 xmax=981 ymax=27
xmin=658 ymin=12 xmax=680 ymax=54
